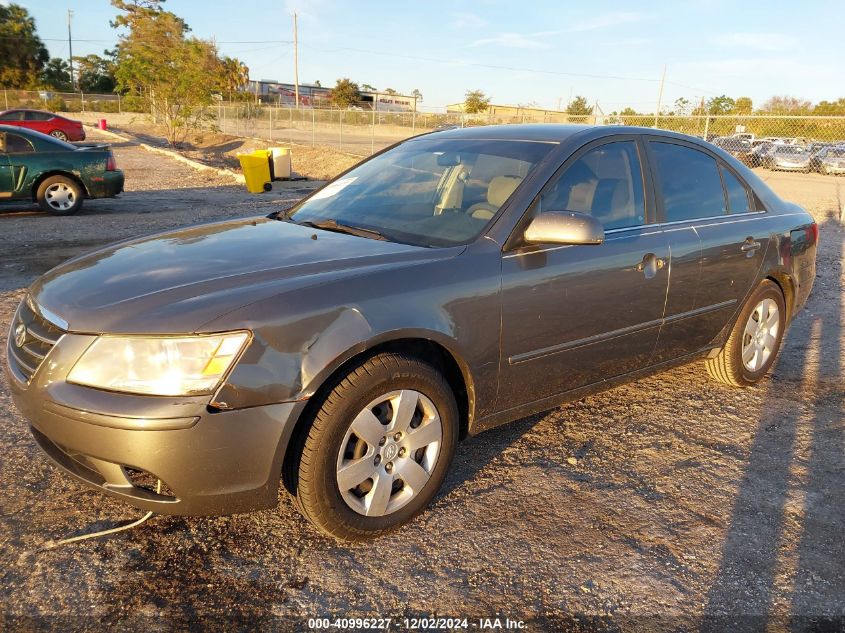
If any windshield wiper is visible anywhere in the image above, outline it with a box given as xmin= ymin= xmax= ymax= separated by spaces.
xmin=297 ymin=219 xmax=387 ymax=241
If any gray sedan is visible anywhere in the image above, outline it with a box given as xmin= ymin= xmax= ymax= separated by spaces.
xmin=767 ymin=145 xmax=812 ymax=171
xmin=7 ymin=125 xmax=818 ymax=540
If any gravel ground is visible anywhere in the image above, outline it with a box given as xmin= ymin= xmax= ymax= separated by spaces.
xmin=0 ymin=137 xmax=843 ymax=632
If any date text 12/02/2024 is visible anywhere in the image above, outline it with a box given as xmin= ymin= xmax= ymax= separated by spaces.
xmin=307 ymin=617 xmax=527 ymax=630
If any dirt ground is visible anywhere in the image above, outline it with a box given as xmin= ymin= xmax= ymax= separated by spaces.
xmin=0 ymin=133 xmax=844 ymax=631
xmin=107 ymin=120 xmax=362 ymax=181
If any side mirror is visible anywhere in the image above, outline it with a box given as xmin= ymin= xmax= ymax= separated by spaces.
xmin=524 ymin=211 xmax=604 ymax=246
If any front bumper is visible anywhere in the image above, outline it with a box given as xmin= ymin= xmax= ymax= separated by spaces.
xmin=821 ymin=163 xmax=845 ymax=174
xmin=772 ymin=162 xmax=810 ymax=171
xmin=7 ymin=328 xmax=306 ymax=516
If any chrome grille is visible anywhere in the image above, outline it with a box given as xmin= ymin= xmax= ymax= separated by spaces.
xmin=7 ymin=298 xmax=65 ymax=383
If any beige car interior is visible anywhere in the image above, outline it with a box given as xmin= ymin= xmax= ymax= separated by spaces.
xmin=541 ymin=145 xmax=642 ymax=229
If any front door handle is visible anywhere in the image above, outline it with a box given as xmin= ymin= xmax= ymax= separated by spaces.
xmin=741 ymin=238 xmax=761 ymax=254
xmin=636 ymin=253 xmax=666 ymax=278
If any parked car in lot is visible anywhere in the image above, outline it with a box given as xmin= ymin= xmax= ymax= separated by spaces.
xmin=0 ymin=109 xmax=85 ymax=142
xmin=810 ymin=145 xmax=845 ymax=174
xmin=767 ymin=145 xmax=812 ymax=171
xmin=748 ymin=141 xmax=777 ymax=168
xmin=712 ymin=136 xmax=753 ymax=163
xmin=7 ymin=124 xmax=817 ymax=540
xmin=0 ymin=125 xmax=123 ymax=214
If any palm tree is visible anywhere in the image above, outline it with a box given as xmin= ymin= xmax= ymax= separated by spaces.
xmin=221 ymin=56 xmax=249 ymax=101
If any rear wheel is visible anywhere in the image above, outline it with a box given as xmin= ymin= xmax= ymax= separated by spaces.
xmin=706 ymin=280 xmax=786 ymax=387
xmin=49 ymin=130 xmax=69 ymax=141
xmin=294 ymin=352 xmax=458 ymax=541
xmin=36 ymin=175 xmax=84 ymax=215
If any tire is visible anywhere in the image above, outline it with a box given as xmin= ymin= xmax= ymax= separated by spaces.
xmin=49 ymin=130 xmax=69 ymax=141
xmin=294 ymin=352 xmax=459 ymax=541
xmin=36 ymin=175 xmax=84 ymax=215
xmin=706 ymin=280 xmax=786 ymax=387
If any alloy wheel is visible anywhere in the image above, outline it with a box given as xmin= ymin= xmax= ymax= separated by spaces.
xmin=741 ymin=298 xmax=780 ymax=372
xmin=50 ymin=130 xmax=68 ymax=141
xmin=336 ymin=389 xmax=442 ymax=517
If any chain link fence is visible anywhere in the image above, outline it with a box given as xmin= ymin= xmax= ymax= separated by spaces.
xmin=215 ymin=104 xmax=845 ymax=161
xmin=1 ymin=88 xmax=148 ymax=114
xmin=4 ymin=89 xmax=845 ymax=166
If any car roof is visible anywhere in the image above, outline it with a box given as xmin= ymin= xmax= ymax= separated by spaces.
xmin=420 ymin=123 xmax=715 ymax=146
xmin=0 ymin=123 xmax=73 ymax=146
xmin=2 ymin=108 xmax=49 ymax=112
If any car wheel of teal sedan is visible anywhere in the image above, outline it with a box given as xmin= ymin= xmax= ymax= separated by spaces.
xmin=36 ymin=175 xmax=84 ymax=215
xmin=294 ymin=353 xmax=458 ymax=540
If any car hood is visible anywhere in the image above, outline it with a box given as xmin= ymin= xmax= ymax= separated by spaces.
xmin=30 ymin=216 xmax=461 ymax=334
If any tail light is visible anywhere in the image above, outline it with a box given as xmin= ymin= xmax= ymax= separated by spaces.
xmin=106 ymin=153 xmax=117 ymax=171
xmin=807 ymin=222 xmax=818 ymax=245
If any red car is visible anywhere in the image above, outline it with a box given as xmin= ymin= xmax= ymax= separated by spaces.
xmin=0 ymin=109 xmax=85 ymax=142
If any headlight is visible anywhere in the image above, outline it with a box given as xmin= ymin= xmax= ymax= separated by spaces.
xmin=67 ymin=332 xmax=250 ymax=396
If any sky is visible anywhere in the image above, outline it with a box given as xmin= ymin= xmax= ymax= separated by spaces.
xmin=13 ymin=0 xmax=845 ymax=113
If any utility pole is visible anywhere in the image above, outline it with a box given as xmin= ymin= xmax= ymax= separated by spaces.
xmin=654 ymin=65 xmax=666 ymax=127
xmin=293 ymin=12 xmax=300 ymax=108
xmin=67 ymin=9 xmax=75 ymax=90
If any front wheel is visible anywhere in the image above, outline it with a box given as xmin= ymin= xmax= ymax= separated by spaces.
xmin=293 ymin=352 xmax=459 ymax=541
xmin=706 ymin=280 xmax=786 ymax=387
xmin=36 ymin=175 xmax=84 ymax=215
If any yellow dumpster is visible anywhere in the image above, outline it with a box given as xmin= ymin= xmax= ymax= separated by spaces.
xmin=237 ymin=150 xmax=272 ymax=193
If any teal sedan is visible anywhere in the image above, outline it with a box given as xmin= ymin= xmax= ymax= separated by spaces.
xmin=0 ymin=124 xmax=124 ymax=215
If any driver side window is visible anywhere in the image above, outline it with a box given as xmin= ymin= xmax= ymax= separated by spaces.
xmin=539 ymin=141 xmax=646 ymax=230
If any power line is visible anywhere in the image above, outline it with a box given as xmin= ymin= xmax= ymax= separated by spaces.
xmin=298 ymin=43 xmax=666 ymax=84
xmin=0 ymin=36 xmax=292 ymax=44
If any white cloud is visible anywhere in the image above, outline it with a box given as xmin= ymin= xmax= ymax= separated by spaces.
xmin=450 ymin=11 xmax=487 ymax=30
xmin=569 ymin=11 xmax=643 ymax=32
xmin=712 ymin=32 xmax=800 ymax=51
xmin=469 ymin=31 xmax=558 ymax=49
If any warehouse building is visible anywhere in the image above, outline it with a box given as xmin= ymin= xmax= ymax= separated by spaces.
xmin=246 ymin=80 xmax=417 ymax=111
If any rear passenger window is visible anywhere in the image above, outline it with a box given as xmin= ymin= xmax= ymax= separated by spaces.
xmin=720 ymin=166 xmax=752 ymax=213
xmin=650 ymin=142 xmax=726 ymax=222
xmin=5 ymin=134 xmax=34 ymax=153
xmin=24 ymin=111 xmax=51 ymax=121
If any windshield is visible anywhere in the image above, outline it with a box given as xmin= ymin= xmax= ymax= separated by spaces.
xmin=286 ymin=138 xmax=555 ymax=247
xmin=777 ymin=146 xmax=806 ymax=155
xmin=829 ymin=148 xmax=845 ymax=158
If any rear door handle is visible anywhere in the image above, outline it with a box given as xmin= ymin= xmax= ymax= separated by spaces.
xmin=741 ymin=239 xmax=761 ymax=253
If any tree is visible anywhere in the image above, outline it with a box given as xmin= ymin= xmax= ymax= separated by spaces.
xmin=74 ymin=53 xmax=117 ymax=93
xmin=814 ymin=98 xmax=845 ymax=115
xmin=111 ymin=0 xmax=228 ymax=145
xmin=384 ymin=88 xmax=398 ymax=95
xmin=759 ymin=95 xmax=812 ymax=114
xmin=0 ymin=3 xmax=49 ymax=88
xmin=673 ymin=97 xmax=691 ymax=116
xmin=464 ymin=89 xmax=490 ymax=114
xmin=328 ymin=78 xmax=361 ymax=108
xmin=313 ymin=79 xmax=321 ymax=88
xmin=566 ymin=95 xmax=593 ymax=115
xmin=40 ymin=58 xmax=72 ymax=91
xmin=706 ymin=94 xmax=735 ymax=115
xmin=360 ymin=83 xmax=377 ymax=92
xmin=411 ymin=88 xmax=423 ymax=102
xmin=220 ymin=56 xmax=249 ymax=101
xmin=620 ymin=107 xmax=638 ymax=116
xmin=734 ymin=96 xmax=753 ymax=115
